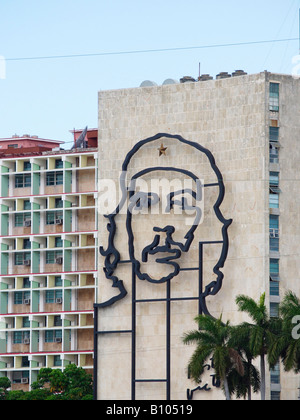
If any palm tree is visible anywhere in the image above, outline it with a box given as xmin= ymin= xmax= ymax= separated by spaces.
xmin=269 ymin=291 xmax=300 ymax=373
xmin=183 ymin=315 xmax=244 ymax=400
xmin=228 ymin=324 xmax=261 ymax=400
xmin=235 ymin=293 xmax=280 ymax=400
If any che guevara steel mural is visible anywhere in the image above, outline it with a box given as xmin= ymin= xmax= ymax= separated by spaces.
xmin=94 ymin=133 xmax=232 ymax=400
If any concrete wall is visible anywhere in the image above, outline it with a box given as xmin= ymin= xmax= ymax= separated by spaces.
xmin=97 ymin=72 xmax=298 ymax=400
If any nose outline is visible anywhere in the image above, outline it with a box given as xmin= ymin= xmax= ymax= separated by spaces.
xmin=142 ymin=225 xmax=180 ymax=263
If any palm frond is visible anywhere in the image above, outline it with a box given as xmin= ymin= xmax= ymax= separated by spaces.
xmin=236 ymin=294 xmax=267 ymax=325
xmin=229 ymin=348 xmax=245 ymax=377
xmin=187 ymin=346 xmax=212 ymax=384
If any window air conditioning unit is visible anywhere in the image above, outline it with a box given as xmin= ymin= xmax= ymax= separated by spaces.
xmin=24 ymin=220 xmax=31 ymax=227
xmin=55 ymin=257 xmax=63 ymax=265
xmin=24 ymin=260 xmax=31 ymax=266
xmin=55 ymin=218 xmax=63 ymax=225
xmin=270 ymin=229 xmax=279 ymax=238
xmin=56 ymin=298 xmax=63 ymax=304
xmin=24 ymin=299 xmax=31 ymax=305
xmin=21 ymin=378 xmax=29 ymax=384
xmin=55 ymin=337 xmax=62 ymax=343
xmin=23 ymin=338 xmax=30 ymax=345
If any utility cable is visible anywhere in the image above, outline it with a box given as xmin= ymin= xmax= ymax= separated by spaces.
xmin=5 ymin=38 xmax=299 ymax=62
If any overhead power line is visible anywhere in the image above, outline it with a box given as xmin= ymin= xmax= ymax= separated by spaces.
xmin=5 ymin=37 xmax=299 ymax=62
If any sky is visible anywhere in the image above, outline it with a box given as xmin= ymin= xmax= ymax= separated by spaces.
xmin=1 ymin=0 xmax=300 ymax=147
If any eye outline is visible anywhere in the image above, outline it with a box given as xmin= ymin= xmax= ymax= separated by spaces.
xmin=165 ymin=189 xmax=198 ymax=213
xmin=129 ymin=191 xmax=160 ymax=212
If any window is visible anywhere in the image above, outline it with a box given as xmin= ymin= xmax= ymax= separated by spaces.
xmin=269 ymin=127 xmax=279 ymax=142
xmin=269 ymin=213 xmax=279 ymax=252
xmin=271 ymin=391 xmax=281 ymax=401
xmin=23 ymin=238 xmax=31 ymax=249
xmin=8 ymin=144 xmax=18 ymax=149
xmin=45 ymin=289 xmax=62 ymax=303
xmin=23 ymin=278 xmax=30 ymax=288
xmin=270 ymin=258 xmax=280 ymax=281
xmin=270 ymin=236 xmax=279 ymax=252
xmin=14 ymin=252 xmax=31 ymax=266
xmin=12 ymin=371 xmax=29 ymax=384
xmin=45 ymin=330 xmax=62 ymax=343
xmin=46 ymin=171 xmax=63 ymax=186
xmin=269 ymin=171 xmax=280 ymax=208
xmin=55 ymin=276 xmax=63 ymax=287
xmin=270 ymin=172 xmax=279 ymax=186
xmin=270 ymin=144 xmax=279 ymax=164
xmin=270 ymin=83 xmax=279 ymax=111
xmin=15 ymin=214 xmax=24 ymax=227
xmin=46 ymin=211 xmax=63 ymax=225
xmin=23 ymin=200 xmax=31 ymax=210
xmin=14 ymin=292 xmax=23 ymax=305
xmin=54 ymin=355 xmax=62 ymax=366
xmin=45 ymin=290 xmax=54 ymax=303
xmin=55 ymin=237 xmax=63 ymax=248
xmin=23 ymin=317 xmax=30 ymax=328
xmin=54 ymin=316 xmax=62 ymax=327
xmin=269 ymin=185 xmax=281 ymax=194
xmin=45 ymin=250 xmax=63 ymax=264
xmin=270 ymin=302 xmax=279 ymax=318
xmin=15 ymin=174 xmax=31 ymax=188
xmin=13 ymin=331 xmax=23 ymax=344
xmin=55 ymin=159 xmax=63 ymax=169
xmin=55 ymin=198 xmax=63 ymax=208
xmin=22 ymin=357 xmax=30 ymax=367
xmin=14 ymin=213 xmax=31 ymax=227
xmin=270 ymin=215 xmax=279 ymax=230
xmin=23 ymin=162 xmax=31 ymax=171
xmin=46 ymin=251 xmax=55 ymax=264
xmin=269 ymin=193 xmax=279 ymax=209
xmin=14 ymin=291 xmax=30 ymax=304
xmin=270 ymin=280 xmax=279 ymax=296
xmin=270 ymin=362 xmax=280 ymax=384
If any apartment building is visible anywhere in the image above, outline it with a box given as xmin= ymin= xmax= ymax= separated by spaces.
xmin=96 ymin=72 xmax=300 ymax=400
xmin=0 ymin=130 xmax=98 ymax=389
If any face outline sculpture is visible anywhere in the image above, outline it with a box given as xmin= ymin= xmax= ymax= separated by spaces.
xmin=99 ymin=133 xmax=232 ymax=315
xmin=126 ymin=168 xmax=203 ymax=285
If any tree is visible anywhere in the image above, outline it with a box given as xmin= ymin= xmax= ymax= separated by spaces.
xmin=63 ymin=363 xmax=93 ymax=397
xmin=22 ymin=364 xmax=93 ymax=400
xmin=228 ymin=324 xmax=261 ymax=400
xmin=227 ymin=356 xmax=260 ymax=400
xmin=183 ymin=315 xmax=244 ymax=400
xmin=0 ymin=377 xmax=11 ymax=400
xmin=269 ymin=291 xmax=300 ymax=373
xmin=235 ymin=293 xmax=280 ymax=400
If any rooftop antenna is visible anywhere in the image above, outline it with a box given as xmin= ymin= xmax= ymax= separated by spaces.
xmin=71 ymin=126 xmax=88 ymax=149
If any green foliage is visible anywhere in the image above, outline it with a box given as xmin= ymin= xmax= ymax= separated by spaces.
xmin=183 ymin=291 xmax=300 ymax=400
xmin=269 ymin=291 xmax=300 ymax=373
xmin=0 ymin=377 xmax=11 ymax=400
xmin=183 ymin=315 xmax=243 ymax=400
xmin=3 ymin=364 xmax=93 ymax=401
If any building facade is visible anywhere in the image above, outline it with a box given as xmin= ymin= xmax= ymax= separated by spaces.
xmin=96 ymin=72 xmax=300 ymax=400
xmin=0 ymin=130 xmax=98 ymax=389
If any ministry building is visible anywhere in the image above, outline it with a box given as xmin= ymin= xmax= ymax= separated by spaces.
xmin=95 ymin=71 xmax=300 ymax=400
